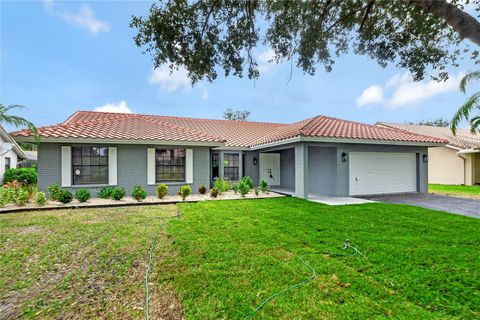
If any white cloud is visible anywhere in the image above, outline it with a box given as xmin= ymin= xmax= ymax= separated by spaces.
xmin=356 ymin=85 xmax=383 ymax=107
xmin=43 ymin=1 xmax=110 ymax=35
xmin=94 ymin=100 xmax=132 ymax=113
xmin=387 ymin=72 xmax=465 ymax=109
xmin=258 ymin=49 xmax=276 ymax=72
xmin=356 ymin=71 xmax=465 ymax=110
xmin=148 ymin=66 xmax=191 ymax=92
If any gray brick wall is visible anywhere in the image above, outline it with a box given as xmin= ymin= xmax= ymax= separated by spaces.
xmin=308 ymin=146 xmax=337 ymax=196
xmin=38 ymin=143 xmax=210 ymax=196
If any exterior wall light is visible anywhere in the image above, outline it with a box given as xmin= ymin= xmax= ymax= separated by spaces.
xmin=341 ymin=152 xmax=348 ymax=163
xmin=422 ymin=154 xmax=429 ymax=163
xmin=253 ymin=157 xmax=258 ymax=165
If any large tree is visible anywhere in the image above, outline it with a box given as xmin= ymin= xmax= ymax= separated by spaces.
xmin=131 ymin=0 xmax=480 ymax=84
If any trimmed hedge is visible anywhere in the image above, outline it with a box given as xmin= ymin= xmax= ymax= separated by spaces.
xmin=3 ymin=168 xmax=37 ymax=186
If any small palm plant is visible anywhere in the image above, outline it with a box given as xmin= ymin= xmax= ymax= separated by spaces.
xmin=0 ymin=104 xmax=39 ymax=141
xmin=451 ymin=71 xmax=480 ymax=134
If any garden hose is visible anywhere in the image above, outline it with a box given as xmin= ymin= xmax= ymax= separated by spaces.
xmin=243 ymin=240 xmax=366 ymax=320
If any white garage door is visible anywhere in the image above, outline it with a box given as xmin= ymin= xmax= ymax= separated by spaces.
xmin=349 ymin=152 xmax=417 ymax=196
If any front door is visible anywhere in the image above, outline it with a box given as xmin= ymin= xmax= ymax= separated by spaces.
xmin=259 ymin=153 xmax=281 ymax=186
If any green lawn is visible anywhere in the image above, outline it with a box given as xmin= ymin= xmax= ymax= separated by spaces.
xmin=1 ymin=199 xmax=479 ymax=319
xmin=164 ymin=198 xmax=479 ymax=319
xmin=429 ymin=183 xmax=480 ymax=199
xmin=0 ymin=205 xmax=181 ymax=319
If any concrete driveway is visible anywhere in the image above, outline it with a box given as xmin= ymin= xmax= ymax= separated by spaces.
xmin=360 ymin=193 xmax=480 ymax=218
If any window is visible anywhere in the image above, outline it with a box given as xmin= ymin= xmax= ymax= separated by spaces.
xmin=211 ymin=153 xmax=219 ymax=180
xmin=72 ymin=146 xmax=108 ymax=185
xmin=156 ymin=149 xmax=185 ymax=182
xmin=223 ymin=153 xmax=239 ymax=180
xmin=4 ymin=157 xmax=10 ymax=171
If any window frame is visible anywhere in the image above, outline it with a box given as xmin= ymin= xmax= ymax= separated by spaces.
xmin=4 ymin=157 xmax=10 ymax=171
xmin=223 ymin=153 xmax=239 ymax=181
xmin=155 ymin=148 xmax=186 ymax=183
xmin=71 ymin=146 xmax=109 ymax=186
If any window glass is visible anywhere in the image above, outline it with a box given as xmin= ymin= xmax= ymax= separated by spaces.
xmin=156 ymin=149 xmax=186 ymax=182
xmin=223 ymin=153 xmax=239 ymax=180
xmin=72 ymin=146 xmax=109 ymax=185
xmin=5 ymin=157 xmax=11 ymax=171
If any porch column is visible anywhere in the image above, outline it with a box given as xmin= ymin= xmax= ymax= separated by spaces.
xmin=294 ymin=143 xmax=309 ymax=198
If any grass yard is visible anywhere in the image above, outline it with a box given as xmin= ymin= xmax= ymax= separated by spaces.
xmin=0 ymin=205 xmax=181 ymax=319
xmin=1 ymin=198 xmax=479 ymax=319
xmin=429 ymin=183 xmax=480 ymax=199
xmin=165 ymin=198 xmax=479 ymax=319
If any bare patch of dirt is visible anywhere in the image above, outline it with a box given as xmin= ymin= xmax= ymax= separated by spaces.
xmin=18 ymin=225 xmax=42 ymax=234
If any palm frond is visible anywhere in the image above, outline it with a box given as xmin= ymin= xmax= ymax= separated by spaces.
xmin=0 ymin=104 xmax=40 ymax=143
xmin=470 ymin=116 xmax=480 ymax=133
xmin=459 ymin=71 xmax=480 ymax=93
xmin=451 ymin=92 xmax=480 ymax=135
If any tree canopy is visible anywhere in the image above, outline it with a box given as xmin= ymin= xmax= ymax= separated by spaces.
xmin=408 ymin=118 xmax=451 ymax=127
xmin=131 ymin=0 xmax=480 ymax=84
xmin=223 ymin=108 xmax=251 ymax=121
xmin=451 ymin=71 xmax=480 ymax=134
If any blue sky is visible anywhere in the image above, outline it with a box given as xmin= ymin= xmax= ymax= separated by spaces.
xmin=1 ymin=0 xmax=477 ymax=129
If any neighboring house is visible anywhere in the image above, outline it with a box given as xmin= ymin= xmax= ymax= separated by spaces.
xmin=0 ymin=124 xmax=27 ymax=182
xmin=377 ymin=122 xmax=480 ymax=186
xmin=11 ymin=111 xmax=446 ymax=198
xmin=18 ymin=150 xmax=38 ymax=168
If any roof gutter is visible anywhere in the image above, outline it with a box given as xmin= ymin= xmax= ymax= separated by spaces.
xmin=457 ymin=148 xmax=480 ymax=154
xmin=250 ymin=136 xmax=446 ymax=150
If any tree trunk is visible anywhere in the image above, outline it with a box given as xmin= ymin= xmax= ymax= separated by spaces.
xmin=411 ymin=0 xmax=480 ymax=46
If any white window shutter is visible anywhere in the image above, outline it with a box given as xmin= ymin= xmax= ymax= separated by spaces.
xmin=108 ymin=147 xmax=117 ymax=186
xmin=147 ymin=148 xmax=156 ymax=185
xmin=186 ymin=148 xmax=193 ymax=184
xmin=61 ymin=146 xmax=72 ymax=187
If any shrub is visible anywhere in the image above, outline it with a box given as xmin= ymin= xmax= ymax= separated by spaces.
xmin=210 ymin=187 xmax=219 ymax=198
xmin=0 ymin=189 xmax=8 ymax=207
xmin=156 ymin=184 xmax=169 ymax=199
xmin=131 ymin=185 xmax=147 ymax=201
xmin=254 ymin=187 xmax=260 ymax=196
xmin=241 ymin=176 xmax=254 ymax=189
xmin=232 ymin=183 xmax=238 ymax=194
xmin=238 ymin=181 xmax=249 ymax=197
xmin=57 ymin=189 xmax=73 ymax=204
xmin=180 ymin=185 xmax=191 ymax=201
xmin=35 ymin=192 xmax=47 ymax=206
xmin=98 ymin=187 xmax=115 ymax=199
xmin=198 ymin=184 xmax=207 ymax=195
xmin=47 ymin=183 xmax=62 ymax=201
xmin=111 ymin=187 xmax=126 ymax=200
xmin=3 ymin=167 xmax=37 ymax=186
xmin=259 ymin=180 xmax=269 ymax=193
xmin=213 ymin=177 xmax=232 ymax=193
xmin=75 ymin=188 xmax=91 ymax=203
xmin=15 ymin=188 xmax=29 ymax=206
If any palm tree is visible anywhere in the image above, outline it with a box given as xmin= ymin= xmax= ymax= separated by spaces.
xmin=451 ymin=71 xmax=480 ymax=135
xmin=0 ymin=104 xmax=39 ymax=142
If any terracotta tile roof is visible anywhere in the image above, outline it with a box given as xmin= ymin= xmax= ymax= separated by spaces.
xmin=11 ymin=111 xmax=447 ymax=147
xmin=377 ymin=122 xmax=480 ymax=150
xmin=250 ymin=115 xmax=447 ymax=146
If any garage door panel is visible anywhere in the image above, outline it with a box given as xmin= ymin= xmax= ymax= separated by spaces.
xmin=349 ymin=152 xmax=416 ymax=196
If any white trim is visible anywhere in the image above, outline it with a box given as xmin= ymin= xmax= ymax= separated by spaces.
xmin=108 ymin=147 xmax=117 ymax=186
xmin=185 ymin=148 xmax=193 ymax=184
xmin=61 ymin=146 xmax=72 ymax=187
xmin=457 ymin=148 xmax=480 ymax=154
xmin=147 ymin=148 xmax=155 ymax=185
xmin=14 ymin=136 xmax=224 ymax=147
xmin=445 ymin=144 xmax=463 ymax=151
xmin=250 ymin=136 xmax=445 ymax=150
xmin=212 ymin=146 xmax=250 ymax=151
xmin=0 ymin=126 xmax=27 ymax=159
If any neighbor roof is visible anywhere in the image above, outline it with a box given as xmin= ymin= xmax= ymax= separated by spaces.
xmin=11 ymin=111 xmax=447 ymax=147
xmin=377 ymin=122 xmax=480 ymax=151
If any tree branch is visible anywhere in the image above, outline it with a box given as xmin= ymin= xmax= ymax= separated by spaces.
xmin=411 ymin=0 xmax=480 ymax=46
xmin=359 ymin=0 xmax=375 ymax=33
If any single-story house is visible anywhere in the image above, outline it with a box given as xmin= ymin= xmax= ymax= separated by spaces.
xmin=11 ymin=111 xmax=446 ymax=198
xmin=0 ymin=124 xmax=27 ymax=182
xmin=378 ymin=122 xmax=480 ymax=186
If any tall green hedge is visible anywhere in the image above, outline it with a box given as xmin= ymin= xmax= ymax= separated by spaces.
xmin=3 ymin=168 xmax=37 ymax=186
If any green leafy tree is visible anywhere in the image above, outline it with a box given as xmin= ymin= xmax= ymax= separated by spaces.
xmin=223 ymin=108 xmax=251 ymax=121
xmin=451 ymin=71 xmax=480 ymax=134
xmin=0 ymin=104 xmax=39 ymax=142
xmin=408 ymin=118 xmax=451 ymax=127
xmin=131 ymin=0 xmax=480 ymax=84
